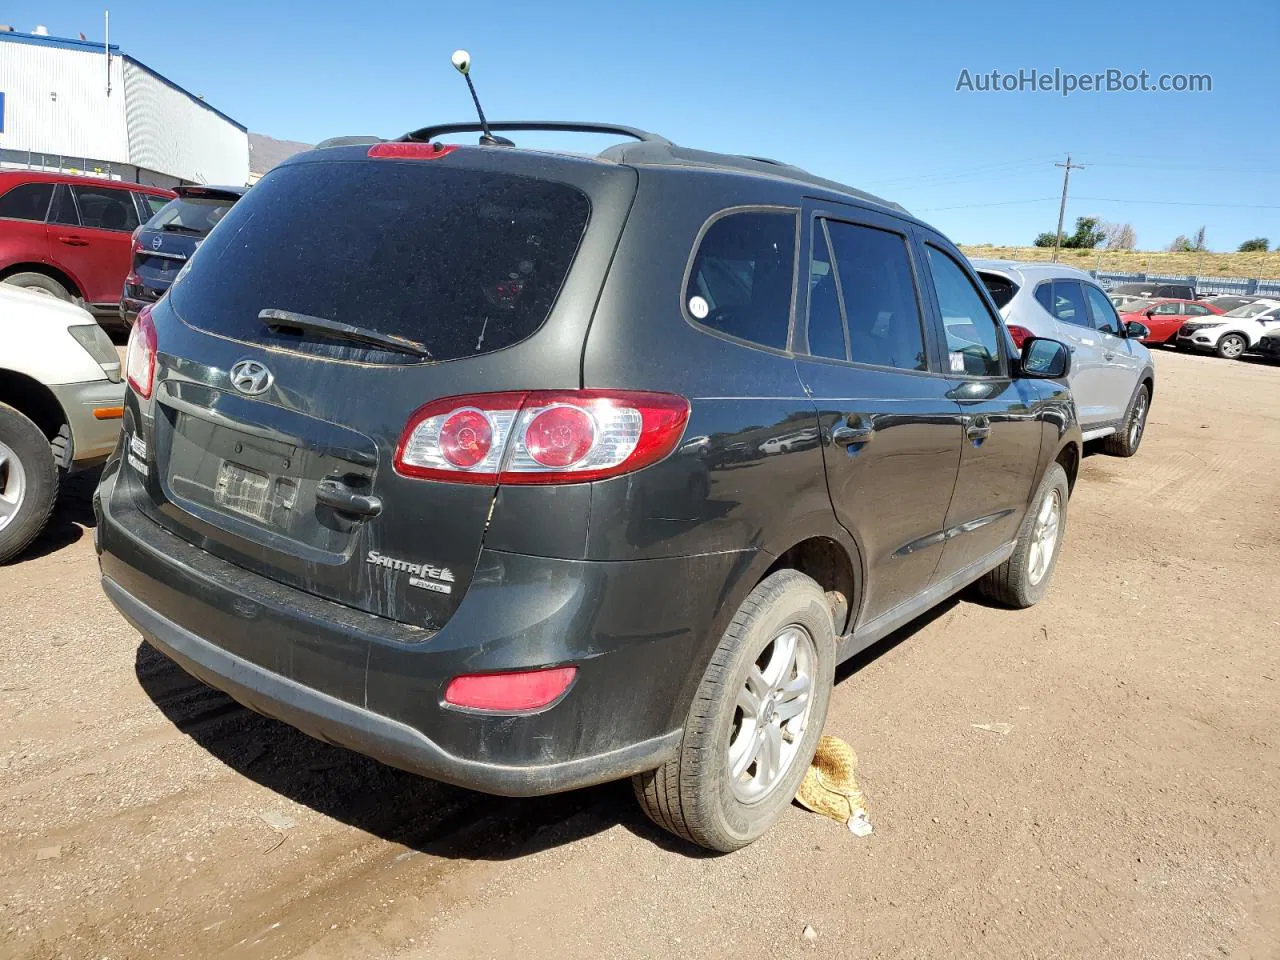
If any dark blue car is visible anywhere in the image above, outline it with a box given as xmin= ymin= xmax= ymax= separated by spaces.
xmin=120 ymin=185 xmax=246 ymax=327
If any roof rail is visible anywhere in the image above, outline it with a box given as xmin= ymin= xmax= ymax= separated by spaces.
xmin=399 ymin=120 xmax=670 ymax=145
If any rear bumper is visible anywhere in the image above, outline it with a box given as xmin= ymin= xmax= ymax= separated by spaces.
xmin=95 ymin=466 xmax=744 ymax=796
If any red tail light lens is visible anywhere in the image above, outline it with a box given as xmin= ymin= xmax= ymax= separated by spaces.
xmin=395 ymin=390 xmax=690 ymax=485
xmin=1007 ymin=324 xmax=1033 ymax=349
xmin=368 ymin=142 xmax=459 ymax=160
xmin=444 ymin=666 xmax=578 ymax=712
xmin=125 ymin=304 xmax=157 ymax=399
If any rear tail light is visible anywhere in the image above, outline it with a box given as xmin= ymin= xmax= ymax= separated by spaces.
xmin=395 ymin=390 xmax=690 ymax=484
xmin=444 ymin=666 xmax=578 ymax=712
xmin=1007 ymin=324 xmax=1033 ymax=349
xmin=125 ymin=304 xmax=157 ymax=399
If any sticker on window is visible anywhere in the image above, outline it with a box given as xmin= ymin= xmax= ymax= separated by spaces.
xmin=688 ymin=295 xmax=710 ymax=320
xmin=950 ymin=352 xmax=966 ymax=373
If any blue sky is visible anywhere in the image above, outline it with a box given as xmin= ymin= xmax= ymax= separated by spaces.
xmin=9 ymin=0 xmax=1278 ymax=252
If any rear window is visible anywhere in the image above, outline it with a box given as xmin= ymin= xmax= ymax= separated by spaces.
xmin=977 ymin=272 xmax=1019 ymax=309
xmin=169 ymin=161 xmax=591 ymax=362
xmin=148 ymin=195 xmax=235 ymax=235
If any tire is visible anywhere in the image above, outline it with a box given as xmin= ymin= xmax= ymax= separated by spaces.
xmin=978 ymin=462 xmax=1069 ymax=609
xmin=1216 ymin=333 xmax=1247 ymax=360
xmin=632 ymin=569 xmax=836 ymax=852
xmin=1103 ymin=383 xmax=1149 ymax=458
xmin=2 ymin=272 xmax=73 ymax=302
xmin=0 ymin=402 xmax=60 ymax=564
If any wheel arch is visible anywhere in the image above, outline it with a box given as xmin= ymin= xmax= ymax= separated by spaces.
xmin=0 ymin=262 xmax=85 ymax=300
xmin=0 ymin=369 xmax=68 ymax=444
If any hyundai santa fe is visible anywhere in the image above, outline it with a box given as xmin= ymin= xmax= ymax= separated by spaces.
xmin=95 ymin=120 xmax=1081 ymax=852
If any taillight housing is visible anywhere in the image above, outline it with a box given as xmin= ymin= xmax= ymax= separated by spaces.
xmin=1006 ymin=324 xmax=1033 ymax=349
xmin=125 ymin=304 xmax=157 ymax=399
xmin=395 ymin=390 xmax=690 ymax=484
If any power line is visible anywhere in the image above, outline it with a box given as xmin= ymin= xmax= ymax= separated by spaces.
xmin=1073 ymin=195 xmax=1280 ymax=210
xmin=915 ymin=198 xmax=1057 ymax=212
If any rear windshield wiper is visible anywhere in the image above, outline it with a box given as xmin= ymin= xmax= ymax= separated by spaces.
xmin=160 ymin=224 xmax=204 ymax=235
xmin=259 ymin=309 xmax=432 ymax=359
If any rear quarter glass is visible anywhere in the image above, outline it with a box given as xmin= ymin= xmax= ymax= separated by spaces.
xmin=167 ymin=160 xmax=592 ymax=362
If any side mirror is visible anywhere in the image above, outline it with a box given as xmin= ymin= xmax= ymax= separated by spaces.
xmin=1125 ymin=321 xmax=1151 ymax=340
xmin=1144 ymin=308 xmax=1156 ymax=317
xmin=1019 ymin=337 xmax=1071 ymax=379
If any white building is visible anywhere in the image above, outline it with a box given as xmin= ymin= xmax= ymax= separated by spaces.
xmin=0 ymin=27 xmax=248 ymax=188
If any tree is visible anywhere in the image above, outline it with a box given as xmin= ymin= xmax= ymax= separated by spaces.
xmin=1033 ymin=216 xmax=1106 ymax=250
xmin=1168 ymin=235 xmax=1192 ymax=253
xmin=1102 ymin=221 xmax=1137 ymax=250
xmin=1191 ymin=225 xmax=1207 ymax=252
xmin=1239 ymin=237 xmax=1270 ymax=253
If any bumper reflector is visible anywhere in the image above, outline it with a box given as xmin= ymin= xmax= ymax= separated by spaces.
xmin=444 ymin=666 xmax=577 ymax=712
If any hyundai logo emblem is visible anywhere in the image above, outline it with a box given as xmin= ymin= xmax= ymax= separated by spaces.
xmin=229 ymin=360 xmax=274 ymax=396
xmin=152 ymin=235 xmax=162 ymax=250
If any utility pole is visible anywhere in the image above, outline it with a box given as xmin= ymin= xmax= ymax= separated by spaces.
xmin=1052 ymin=154 xmax=1086 ymax=263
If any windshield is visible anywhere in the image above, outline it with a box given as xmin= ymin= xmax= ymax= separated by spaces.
xmin=169 ymin=160 xmax=592 ymax=362
xmin=1224 ymin=302 xmax=1279 ymax=318
xmin=147 ymin=196 xmax=237 ymax=235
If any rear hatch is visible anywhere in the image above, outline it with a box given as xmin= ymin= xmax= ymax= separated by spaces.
xmin=129 ymin=145 xmax=637 ymax=629
xmin=128 ymin=187 xmax=244 ymax=303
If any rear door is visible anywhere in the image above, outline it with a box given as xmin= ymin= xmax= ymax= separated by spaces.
xmin=126 ymin=148 xmax=636 ymax=630
xmin=917 ymin=238 xmax=1042 ymax=579
xmin=49 ymin=183 xmax=140 ymax=304
xmin=792 ymin=206 xmax=962 ymax=625
xmin=1083 ymin=283 xmax=1144 ymax=412
xmin=1040 ymin=279 xmax=1114 ymax=426
xmin=0 ymin=179 xmax=56 ymax=271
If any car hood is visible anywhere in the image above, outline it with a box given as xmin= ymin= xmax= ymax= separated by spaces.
xmin=0 ymin=283 xmax=97 ymax=327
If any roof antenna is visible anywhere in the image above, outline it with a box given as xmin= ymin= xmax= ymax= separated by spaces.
xmin=450 ymin=50 xmax=513 ymax=146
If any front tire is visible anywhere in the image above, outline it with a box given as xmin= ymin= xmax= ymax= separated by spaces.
xmin=0 ymin=403 xmax=60 ymax=564
xmin=633 ymin=570 xmax=836 ymax=852
xmin=1103 ymin=383 xmax=1149 ymax=457
xmin=1216 ymin=333 xmax=1247 ymax=360
xmin=978 ymin=462 xmax=1069 ymax=609
xmin=2 ymin=272 xmax=73 ymax=302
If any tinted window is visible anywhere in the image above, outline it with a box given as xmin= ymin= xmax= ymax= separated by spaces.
xmin=1084 ymin=284 xmax=1123 ymax=335
xmin=688 ymin=210 xmax=796 ymax=351
xmin=978 ymin=272 xmax=1018 ymax=309
xmin=0 ymin=182 xmax=54 ymax=221
xmin=171 ymin=161 xmax=591 ymax=362
xmin=72 ymin=186 xmax=139 ymax=231
xmin=1048 ymin=280 xmax=1091 ymax=327
xmin=143 ymin=195 xmax=170 ymax=218
xmin=147 ymin=195 xmax=236 ymax=236
xmin=1151 ymin=302 xmax=1180 ymax=315
xmin=826 ymin=221 xmax=926 ymax=371
xmin=805 ymin=225 xmax=846 ymax=360
xmin=1035 ymin=282 xmax=1054 ymax=314
xmin=925 ymin=246 xmax=1003 ymax=377
xmin=49 ymin=186 xmax=79 ymax=226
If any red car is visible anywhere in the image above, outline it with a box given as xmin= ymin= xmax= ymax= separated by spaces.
xmin=1119 ymin=298 xmax=1225 ymax=344
xmin=0 ymin=171 xmax=175 ymax=325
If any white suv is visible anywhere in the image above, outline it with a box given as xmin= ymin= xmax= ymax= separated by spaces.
xmin=1175 ymin=299 xmax=1280 ymax=359
xmin=973 ymin=260 xmax=1155 ymax=456
xmin=0 ymin=286 xmax=124 ymax=562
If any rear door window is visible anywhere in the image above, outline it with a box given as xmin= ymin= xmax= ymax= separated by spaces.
xmin=49 ymin=185 xmax=80 ymax=226
xmin=1034 ymin=282 xmax=1054 ymax=314
xmin=923 ymin=246 xmax=1005 ymax=377
xmin=72 ymin=185 xmax=140 ymax=232
xmin=804 ymin=224 xmax=847 ymax=360
xmin=687 ymin=210 xmax=797 ymax=351
xmin=170 ymin=161 xmax=592 ymax=362
xmin=1184 ymin=303 xmax=1211 ymax=316
xmin=1047 ymin=280 xmax=1091 ymax=327
xmin=825 ymin=220 xmax=927 ymax=371
xmin=0 ymin=182 xmax=54 ymax=222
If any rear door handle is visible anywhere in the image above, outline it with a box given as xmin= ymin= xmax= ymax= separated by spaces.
xmin=316 ymin=479 xmax=382 ymax=518
xmin=1103 ymin=351 xmax=1116 ymax=361
xmin=56 ymin=236 xmax=90 ymax=246
xmin=966 ymin=417 xmax=992 ymax=444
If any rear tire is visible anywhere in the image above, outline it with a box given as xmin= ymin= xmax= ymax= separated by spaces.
xmin=1216 ymin=333 xmax=1247 ymax=360
xmin=978 ymin=462 xmax=1069 ymax=609
xmin=1103 ymin=384 xmax=1149 ymax=457
xmin=0 ymin=403 xmax=60 ymax=564
xmin=632 ymin=570 xmax=836 ymax=852
xmin=2 ymin=272 xmax=73 ymax=302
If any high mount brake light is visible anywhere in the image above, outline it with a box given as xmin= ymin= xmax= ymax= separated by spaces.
xmin=394 ymin=390 xmax=690 ymax=485
xmin=125 ymin=304 xmax=157 ymax=400
xmin=368 ymin=142 xmax=459 ymax=160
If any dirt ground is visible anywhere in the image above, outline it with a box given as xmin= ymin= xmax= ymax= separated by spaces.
xmin=2 ymin=349 xmax=1278 ymax=960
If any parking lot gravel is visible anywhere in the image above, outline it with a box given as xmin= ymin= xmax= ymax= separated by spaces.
xmin=1 ymin=349 xmax=1277 ymax=960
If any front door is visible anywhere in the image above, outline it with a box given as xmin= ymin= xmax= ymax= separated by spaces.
xmin=793 ymin=209 xmax=963 ymax=626
xmin=917 ymin=239 xmax=1042 ymax=580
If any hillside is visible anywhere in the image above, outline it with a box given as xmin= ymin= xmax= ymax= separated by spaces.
xmin=959 ymin=245 xmax=1280 ymax=280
